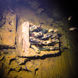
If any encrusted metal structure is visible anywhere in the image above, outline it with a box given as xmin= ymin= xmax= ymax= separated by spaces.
xmin=17 ymin=22 xmax=61 ymax=57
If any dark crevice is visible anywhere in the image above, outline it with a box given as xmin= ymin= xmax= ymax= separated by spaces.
xmin=0 ymin=45 xmax=16 ymax=50
xmin=18 ymin=51 xmax=62 ymax=60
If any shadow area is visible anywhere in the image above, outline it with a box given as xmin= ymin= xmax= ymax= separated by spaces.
xmin=0 ymin=45 xmax=16 ymax=50
xmin=18 ymin=50 xmax=62 ymax=60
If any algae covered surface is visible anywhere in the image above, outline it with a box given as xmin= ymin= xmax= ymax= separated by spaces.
xmin=0 ymin=17 xmax=78 ymax=78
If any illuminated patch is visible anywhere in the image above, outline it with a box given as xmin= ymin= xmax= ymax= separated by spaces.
xmin=18 ymin=22 xmax=61 ymax=57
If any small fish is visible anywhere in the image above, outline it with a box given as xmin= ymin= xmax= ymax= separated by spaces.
xmin=69 ymin=27 xmax=77 ymax=31
xmin=68 ymin=16 xmax=72 ymax=21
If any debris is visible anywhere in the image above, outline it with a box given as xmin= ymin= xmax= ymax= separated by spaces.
xmin=8 ymin=68 xmax=16 ymax=74
xmin=41 ymin=32 xmax=52 ymax=40
xmin=16 ymin=58 xmax=30 ymax=65
xmin=54 ymin=29 xmax=58 ymax=32
xmin=29 ymin=24 xmax=60 ymax=54
xmin=32 ymin=32 xmax=43 ymax=38
xmin=9 ymin=58 xmax=16 ymax=65
xmin=0 ymin=56 xmax=5 ymax=61
xmin=69 ymin=27 xmax=77 ymax=31
xmin=30 ymin=25 xmax=40 ymax=32
xmin=42 ymin=29 xmax=48 ymax=34
xmin=31 ymin=45 xmax=40 ymax=54
xmin=48 ymin=29 xmax=54 ymax=32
